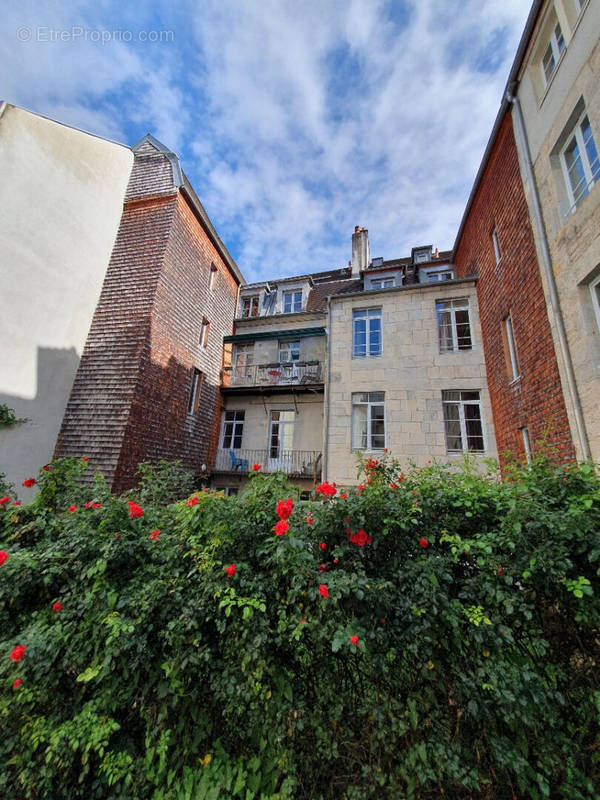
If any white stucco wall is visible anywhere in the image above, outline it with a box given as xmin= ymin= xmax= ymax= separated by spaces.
xmin=0 ymin=104 xmax=133 ymax=494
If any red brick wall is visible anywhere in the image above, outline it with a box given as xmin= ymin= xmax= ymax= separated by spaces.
xmin=113 ymin=192 xmax=239 ymax=490
xmin=454 ymin=114 xmax=575 ymax=466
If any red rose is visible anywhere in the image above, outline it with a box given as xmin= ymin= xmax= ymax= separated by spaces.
xmin=333 ymin=558 xmax=339 ymax=564
xmin=225 ymin=563 xmax=236 ymax=577
xmin=380 ymin=618 xmax=386 ymax=625
xmin=318 ymin=584 xmax=328 ymax=598
xmin=350 ymin=635 xmax=359 ymax=648
xmin=10 ymin=645 xmax=26 ymax=662
xmin=84 ymin=501 xmax=92 ymax=509
xmin=252 ymin=464 xmax=261 ymax=471
xmin=276 ymin=498 xmax=293 ymax=520
xmin=340 ymin=493 xmax=348 ymax=499
xmin=498 ymin=566 xmax=504 ymax=577
xmin=349 ymin=528 xmax=372 ymax=547
xmin=128 ymin=502 xmax=144 ymax=519
xmin=187 ymin=496 xmax=199 ymax=507
xmin=316 ymin=482 xmax=336 ymax=497
xmin=357 ymin=484 xmax=365 ymax=492
xmin=389 ymin=482 xmax=397 ymax=489
xmin=319 ymin=542 xmax=327 ymax=550
xmin=52 ymin=602 xmax=62 ymax=612
xmin=306 ymin=516 xmax=314 ymax=525
xmin=12 ymin=678 xmax=22 ymax=689
xmin=0 ymin=495 xmax=10 ymax=505
xmin=300 ymin=618 xmax=307 ymax=624
xmin=22 ymin=478 xmax=35 ymax=488
xmin=274 ymin=519 xmax=289 ymax=536
xmin=82 ymin=457 xmax=89 ymax=462
xmin=0 ymin=551 xmax=9 ymax=566
xmin=11 ymin=501 xmax=21 ymax=506
xmin=42 ymin=465 xmax=50 ymax=472
xmin=91 ymin=503 xmax=102 ymax=509
xmin=319 ymin=563 xmax=327 ymax=572
xmin=419 ymin=537 xmax=429 ymax=548
xmin=149 ymin=530 xmax=161 ymax=541
xmin=68 ymin=505 xmax=77 ymax=513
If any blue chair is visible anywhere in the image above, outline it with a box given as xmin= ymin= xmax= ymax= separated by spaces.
xmin=229 ymin=450 xmax=249 ymax=472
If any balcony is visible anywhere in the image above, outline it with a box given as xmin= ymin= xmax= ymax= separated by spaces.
xmin=213 ymin=449 xmax=322 ymax=479
xmin=222 ymin=361 xmax=324 ymax=392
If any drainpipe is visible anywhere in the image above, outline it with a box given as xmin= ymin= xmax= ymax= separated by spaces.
xmin=506 ymin=88 xmax=591 ymax=460
xmin=322 ymin=296 xmax=333 ymax=481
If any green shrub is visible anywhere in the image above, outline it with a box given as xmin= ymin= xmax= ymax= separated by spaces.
xmin=0 ymin=455 xmax=599 ymax=799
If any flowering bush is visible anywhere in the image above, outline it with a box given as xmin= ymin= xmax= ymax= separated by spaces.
xmin=0 ymin=455 xmax=599 ymax=799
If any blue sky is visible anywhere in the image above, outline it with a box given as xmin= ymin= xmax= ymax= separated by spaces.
xmin=4 ymin=0 xmax=531 ymax=283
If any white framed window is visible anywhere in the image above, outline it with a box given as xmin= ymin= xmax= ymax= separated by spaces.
xmin=352 ymin=392 xmax=385 ymax=451
xmin=442 ymin=390 xmax=485 ymax=453
xmin=560 ymin=113 xmax=600 ymax=211
xmin=278 ymin=340 xmax=300 ymax=362
xmin=241 ymin=295 xmax=260 ymax=318
xmin=590 ymin=275 xmax=600 ymax=334
xmin=520 ymin=426 xmax=532 ymax=465
xmin=234 ymin=342 xmax=254 ymax=368
xmin=200 ymin=317 xmax=210 ymax=348
xmin=268 ymin=410 xmax=295 ymax=459
xmin=282 ymin=290 xmax=303 ymax=313
xmin=492 ymin=228 xmax=501 ymax=264
xmin=188 ymin=369 xmax=203 ymax=415
xmin=209 ymin=264 xmax=218 ymax=291
xmin=427 ymin=271 xmax=453 ymax=282
xmin=503 ymin=314 xmax=520 ymax=381
xmin=370 ymin=277 xmax=395 ymax=289
xmin=541 ymin=21 xmax=565 ymax=85
xmin=221 ymin=410 xmax=245 ymax=449
xmin=436 ymin=298 xmax=472 ymax=352
xmin=413 ymin=247 xmax=432 ymax=264
xmin=353 ymin=308 xmax=382 ymax=358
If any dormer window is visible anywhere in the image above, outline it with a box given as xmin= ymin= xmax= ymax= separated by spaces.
xmin=413 ymin=246 xmax=433 ymax=265
xmin=282 ymin=289 xmax=303 ymax=313
xmin=241 ymin=295 xmax=260 ymax=318
xmin=370 ymin=277 xmax=395 ymax=289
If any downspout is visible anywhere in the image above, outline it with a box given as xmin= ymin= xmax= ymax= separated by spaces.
xmin=506 ymin=88 xmax=591 ymax=460
xmin=322 ymin=296 xmax=333 ymax=481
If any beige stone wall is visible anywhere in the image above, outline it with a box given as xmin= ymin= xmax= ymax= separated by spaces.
xmin=0 ymin=104 xmax=133 ymax=493
xmin=515 ymin=0 xmax=600 ymax=460
xmin=324 ymin=281 xmax=497 ymax=485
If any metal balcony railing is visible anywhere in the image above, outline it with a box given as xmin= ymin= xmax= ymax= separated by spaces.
xmin=214 ymin=449 xmax=322 ymax=478
xmin=223 ymin=361 xmax=324 ymax=388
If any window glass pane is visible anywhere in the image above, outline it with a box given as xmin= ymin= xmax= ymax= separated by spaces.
xmin=369 ymin=317 xmax=382 ymax=355
xmin=368 ymin=392 xmax=385 ymax=403
xmin=564 ymin=136 xmax=587 ymax=203
xmin=437 ymin=309 xmax=453 ymax=351
xmin=443 ymin=403 xmax=462 ymax=451
xmin=352 ymin=404 xmax=367 ymax=450
xmin=353 ymin=318 xmax=367 ymax=357
xmin=455 ymin=310 xmax=472 ymax=349
xmin=582 ymin=116 xmax=600 ymax=181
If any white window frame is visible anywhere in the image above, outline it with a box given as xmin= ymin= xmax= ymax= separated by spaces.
xmin=352 ymin=308 xmax=382 ymax=358
xmin=200 ymin=318 xmax=210 ymax=348
xmin=278 ymin=340 xmax=300 ymax=362
xmin=503 ymin=314 xmax=520 ymax=382
xmin=221 ymin=410 xmax=245 ymax=450
xmin=413 ymin=248 xmax=432 ymax=264
xmin=370 ymin=277 xmax=395 ymax=289
xmin=209 ymin=264 xmax=218 ymax=291
xmin=590 ymin=275 xmax=600 ymax=334
xmin=282 ymin=289 xmax=303 ymax=314
xmin=442 ymin=390 xmax=486 ymax=454
xmin=240 ymin=295 xmax=260 ymax=318
xmin=351 ymin=392 xmax=386 ymax=452
xmin=560 ymin=113 xmax=600 ymax=212
xmin=520 ymin=426 xmax=532 ymax=465
xmin=541 ymin=21 xmax=565 ymax=86
xmin=491 ymin=228 xmax=501 ymax=264
xmin=436 ymin=297 xmax=472 ymax=352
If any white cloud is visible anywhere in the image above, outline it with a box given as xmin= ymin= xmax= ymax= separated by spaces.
xmin=3 ymin=0 xmax=532 ymax=283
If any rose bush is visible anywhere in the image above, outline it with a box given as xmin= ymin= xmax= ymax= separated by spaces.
xmin=0 ymin=453 xmax=599 ymax=798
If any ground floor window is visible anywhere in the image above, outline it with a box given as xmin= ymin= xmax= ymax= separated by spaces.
xmin=442 ymin=391 xmax=485 ymax=453
xmin=352 ymin=392 xmax=385 ymax=451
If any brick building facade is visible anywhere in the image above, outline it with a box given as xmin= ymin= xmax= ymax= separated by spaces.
xmin=454 ymin=114 xmax=575 ymax=465
xmin=55 ymin=136 xmax=243 ymax=491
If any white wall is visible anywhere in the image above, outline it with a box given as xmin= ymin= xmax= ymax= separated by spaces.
xmin=0 ymin=104 xmax=133 ymax=494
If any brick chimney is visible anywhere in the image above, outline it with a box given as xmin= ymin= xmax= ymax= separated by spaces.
xmin=351 ymin=226 xmax=369 ymax=277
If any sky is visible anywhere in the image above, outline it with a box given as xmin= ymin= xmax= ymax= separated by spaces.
xmin=4 ymin=0 xmax=532 ymax=284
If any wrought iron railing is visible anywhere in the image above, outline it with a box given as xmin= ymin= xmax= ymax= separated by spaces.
xmin=223 ymin=361 xmax=324 ymax=388
xmin=214 ymin=449 xmax=322 ymax=478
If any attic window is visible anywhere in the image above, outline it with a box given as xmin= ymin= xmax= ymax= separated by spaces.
xmin=241 ymin=295 xmax=260 ymax=317
xmin=282 ymin=290 xmax=303 ymax=313
xmin=413 ymin=247 xmax=432 ymax=265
